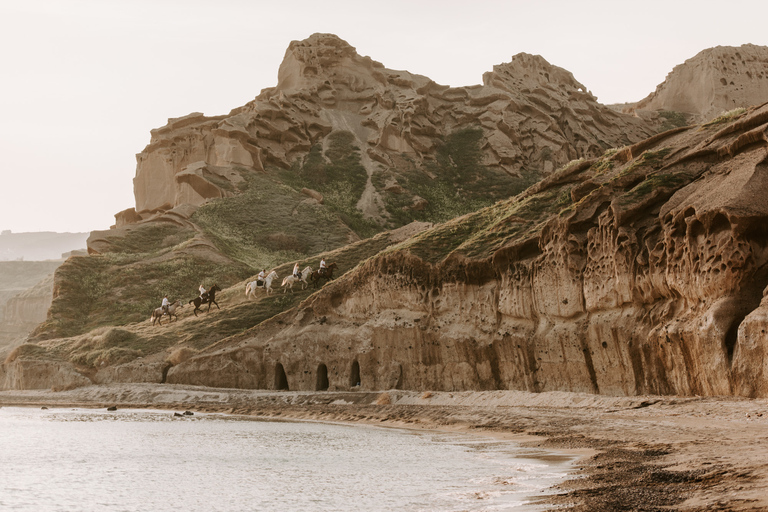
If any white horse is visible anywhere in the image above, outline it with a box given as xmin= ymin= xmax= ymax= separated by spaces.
xmin=281 ymin=266 xmax=313 ymax=293
xmin=150 ymin=300 xmax=182 ymax=326
xmin=245 ymin=270 xmax=278 ymax=298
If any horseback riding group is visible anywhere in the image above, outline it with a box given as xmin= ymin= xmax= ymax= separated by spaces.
xmin=152 ymin=258 xmax=336 ymax=325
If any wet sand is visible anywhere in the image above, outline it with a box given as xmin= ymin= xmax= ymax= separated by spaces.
xmin=2 ymin=384 xmax=767 ymax=511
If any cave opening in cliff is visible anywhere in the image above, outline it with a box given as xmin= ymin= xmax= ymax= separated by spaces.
xmin=349 ymin=360 xmax=361 ymax=388
xmin=275 ymin=363 xmax=289 ymax=390
xmin=316 ymin=364 xmax=329 ymax=391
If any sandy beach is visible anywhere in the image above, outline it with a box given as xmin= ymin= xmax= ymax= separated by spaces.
xmin=2 ymin=384 xmax=767 ymax=511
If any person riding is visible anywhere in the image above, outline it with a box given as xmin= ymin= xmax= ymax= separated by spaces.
xmin=293 ymin=262 xmax=301 ymax=280
xmin=257 ymin=269 xmax=267 ymax=286
xmin=199 ymin=284 xmax=208 ymax=301
xmin=319 ymin=258 xmax=327 ymax=276
xmin=161 ymin=295 xmax=170 ymax=315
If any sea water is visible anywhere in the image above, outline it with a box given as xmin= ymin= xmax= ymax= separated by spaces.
xmin=0 ymin=407 xmax=577 ymax=511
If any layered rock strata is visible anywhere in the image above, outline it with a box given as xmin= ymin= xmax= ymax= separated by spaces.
xmin=166 ymin=103 xmax=768 ymax=398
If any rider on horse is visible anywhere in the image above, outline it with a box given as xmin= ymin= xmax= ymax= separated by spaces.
xmin=161 ymin=295 xmax=170 ymax=315
xmin=199 ymin=284 xmax=208 ymax=301
xmin=319 ymin=258 xmax=327 ymax=276
xmin=257 ymin=269 xmax=267 ymax=286
xmin=293 ymin=262 xmax=301 ymax=281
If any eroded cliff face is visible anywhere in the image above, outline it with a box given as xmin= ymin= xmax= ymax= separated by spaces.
xmin=632 ymin=44 xmax=768 ymax=122
xmin=2 ymin=275 xmax=55 ymax=329
xmin=128 ymin=33 xmax=653 ymax=222
xmin=167 ymin=104 xmax=768 ymax=398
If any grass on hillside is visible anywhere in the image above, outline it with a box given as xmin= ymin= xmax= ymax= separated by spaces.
xmin=378 ymin=128 xmax=537 ymax=226
xmin=396 ymin=143 xmax=682 ymax=265
xmin=702 ymin=108 xmax=747 ymax=128
xmin=89 ymin=222 xmax=196 ymax=255
xmin=192 ymin=173 xmax=355 ymax=268
xmin=279 ymin=131 xmax=382 ymax=239
xmin=658 ymin=111 xmax=690 ymax=131
xmin=33 ymin=251 xmax=252 ymax=340
xmin=29 ymin=223 xmax=407 ymax=368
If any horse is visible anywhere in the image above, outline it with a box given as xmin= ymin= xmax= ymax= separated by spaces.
xmin=310 ymin=262 xmax=337 ymax=289
xmin=150 ymin=300 xmax=182 ymax=326
xmin=245 ymin=270 xmax=278 ymax=298
xmin=189 ymin=284 xmax=221 ymax=317
xmin=281 ymin=266 xmax=313 ymax=293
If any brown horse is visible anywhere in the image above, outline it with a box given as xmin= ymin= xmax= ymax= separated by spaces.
xmin=189 ymin=284 xmax=221 ymax=316
xmin=310 ymin=262 xmax=337 ymax=289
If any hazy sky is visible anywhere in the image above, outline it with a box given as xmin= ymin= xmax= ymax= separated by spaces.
xmin=1 ymin=0 xmax=766 ymax=233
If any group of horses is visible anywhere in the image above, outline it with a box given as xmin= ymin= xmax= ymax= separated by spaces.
xmin=150 ymin=262 xmax=337 ymax=326
xmin=150 ymin=284 xmax=222 ymax=326
xmin=245 ymin=262 xmax=337 ymax=297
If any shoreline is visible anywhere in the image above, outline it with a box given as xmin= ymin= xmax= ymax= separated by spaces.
xmin=2 ymin=384 xmax=768 ymax=510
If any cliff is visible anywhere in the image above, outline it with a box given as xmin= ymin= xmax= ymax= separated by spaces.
xmin=631 ymin=44 xmax=768 ymax=122
xmin=121 ymin=33 xmax=653 ymax=228
xmin=9 ymin=38 xmax=768 ymax=399
xmin=164 ymin=103 xmax=768 ymax=398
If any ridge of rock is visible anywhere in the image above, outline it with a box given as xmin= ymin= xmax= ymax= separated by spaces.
xmin=631 ymin=44 xmax=768 ymax=121
xmin=127 ymin=33 xmax=653 ymax=222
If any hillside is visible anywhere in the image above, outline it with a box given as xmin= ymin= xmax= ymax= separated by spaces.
xmin=7 ymin=38 xmax=768 ymax=398
xmin=159 ymin=103 xmax=768 ymax=397
xmin=90 ymin=33 xmax=654 ymax=252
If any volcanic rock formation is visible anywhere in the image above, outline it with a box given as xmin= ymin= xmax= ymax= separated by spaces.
xmin=631 ymin=44 xmax=768 ymax=122
xmin=10 ymin=37 xmax=768 ymax=400
xmin=126 ymin=33 xmax=653 ymax=224
xmin=165 ymin=103 xmax=768 ymax=398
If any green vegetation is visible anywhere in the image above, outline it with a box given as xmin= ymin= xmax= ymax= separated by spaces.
xmin=621 ymin=172 xmax=690 ymax=204
xmin=702 ymin=108 xmax=747 ymax=128
xmin=280 ymin=131 xmax=381 ymax=239
xmin=380 ymin=128 xmax=537 ymax=226
xmin=91 ymin=223 xmax=195 ymax=256
xmin=34 ymin=251 xmax=250 ymax=340
xmin=193 ymin=174 xmax=353 ymax=268
xmin=400 ymin=185 xmax=563 ymax=263
xmin=610 ymin=147 xmax=672 ymax=183
xmin=658 ymin=111 xmax=689 ymax=131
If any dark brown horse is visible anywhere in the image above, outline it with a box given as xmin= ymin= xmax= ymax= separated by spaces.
xmin=310 ymin=262 xmax=337 ymax=289
xmin=189 ymin=284 xmax=221 ymax=316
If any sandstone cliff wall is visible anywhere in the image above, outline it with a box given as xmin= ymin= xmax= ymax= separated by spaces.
xmin=2 ymin=274 xmax=55 ymax=328
xmin=167 ymin=104 xmax=768 ymax=398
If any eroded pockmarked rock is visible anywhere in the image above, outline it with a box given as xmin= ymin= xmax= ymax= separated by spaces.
xmin=631 ymin=44 xmax=768 ymax=122
xmin=168 ymin=104 xmax=768 ymax=398
xmin=130 ymin=33 xmax=654 ymax=222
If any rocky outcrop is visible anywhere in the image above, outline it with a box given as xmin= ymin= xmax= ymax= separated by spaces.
xmin=167 ymin=103 xmax=768 ymax=398
xmin=129 ymin=33 xmax=653 ymax=219
xmin=631 ymin=44 xmax=768 ymax=122
xmin=2 ymin=357 xmax=91 ymax=391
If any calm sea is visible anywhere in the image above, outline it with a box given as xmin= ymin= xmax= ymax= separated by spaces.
xmin=0 ymin=407 xmax=577 ymax=511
